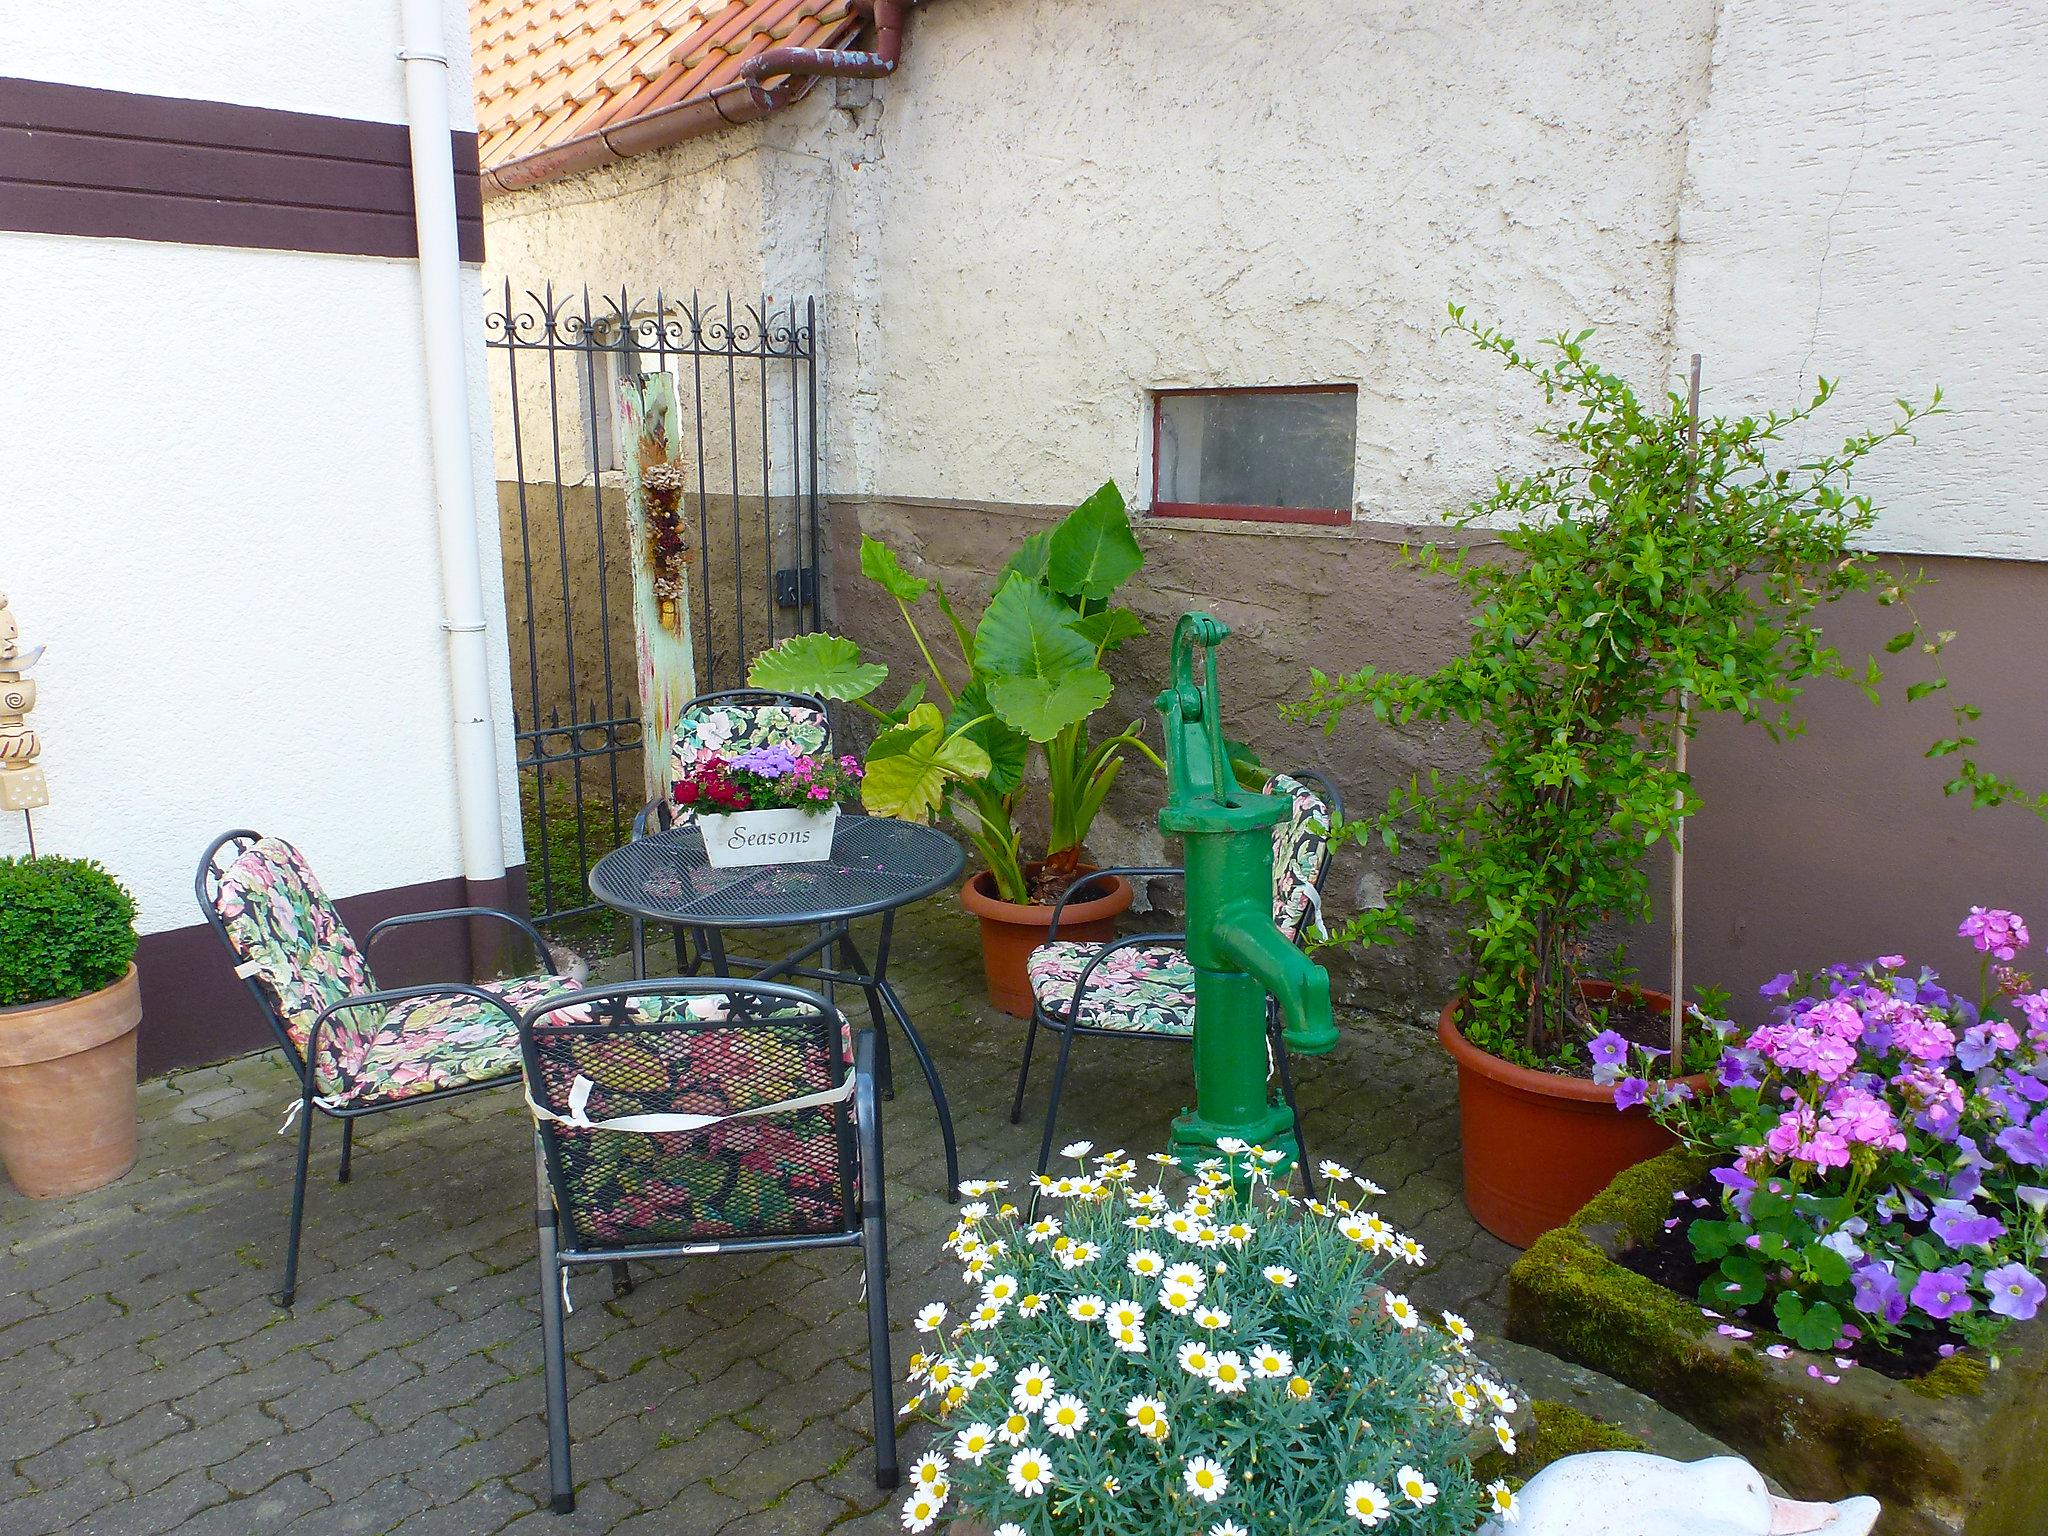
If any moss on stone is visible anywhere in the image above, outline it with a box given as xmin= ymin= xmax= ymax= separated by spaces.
xmin=1472 ymin=1399 xmax=1645 ymax=1490
xmin=1566 ymin=1146 xmax=1712 ymax=1248
xmin=1904 ymin=1350 xmax=1988 ymax=1400
xmin=1507 ymin=1228 xmax=1725 ymax=1395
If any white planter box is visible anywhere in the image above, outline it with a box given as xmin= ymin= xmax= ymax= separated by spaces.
xmin=696 ymin=805 xmax=839 ymax=868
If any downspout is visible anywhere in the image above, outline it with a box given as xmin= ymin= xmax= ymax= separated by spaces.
xmin=399 ymin=0 xmax=509 ymax=910
xmin=739 ymin=0 xmax=907 ymax=109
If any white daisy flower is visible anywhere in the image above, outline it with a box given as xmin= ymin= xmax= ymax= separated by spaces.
xmin=923 ymin=1359 xmax=957 ymax=1391
xmin=1354 ymin=1175 xmax=1386 ymax=1196
xmin=1215 ymin=1136 xmax=1251 ymax=1154
xmin=1222 ymin=1220 xmax=1254 ymax=1247
xmin=1043 ymin=1393 xmax=1089 ymax=1440
xmin=1010 ymin=1364 xmax=1056 ymax=1413
xmin=1147 ymin=1151 xmax=1178 ymax=1166
xmin=1249 ymin=1343 xmax=1293 ymax=1379
xmin=1163 ymin=1262 xmax=1207 ymax=1292
xmin=1397 ymin=1235 xmax=1426 ymax=1266
xmin=1065 ymin=1294 xmax=1106 ymax=1323
xmin=993 ymin=1526 xmax=1027 ymax=1536
xmin=1486 ymin=1480 xmax=1520 ymax=1523
xmin=1195 ymin=1306 xmax=1232 ymax=1331
xmin=982 ymin=1273 xmax=1020 ymax=1305
xmin=1005 ymin=1446 xmax=1052 ymax=1498
xmin=959 ymin=1201 xmax=989 ymax=1222
xmin=1383 ymin=1293 xmax=1419 ymax=1329
xmin=1258 ymin=1147 xmax=1286 ymax=1165
xmin=1017 ymin=1293 xmax=1048 ymax=1319
xmin=1110 ymin=1323 xmax=1147 ymax=1353
xmin=1210 ymin=1523 xmax=1250 ymax=1536
xmin=1286 ymin=1373 xmax=1314 ymax=1402
xmin=1344 ymin=1479 xmax=1392 ymax=1526
xmin=1159 ymin=1282 xmax=1200 ymax=1316
xmin=1183 ymin=1456 xmax=1230 ymax=1504
xmin=958 ymin=1178 xmax=1008 ymax=1197
xmin=913 ymin=1303 xmax=947 ymax=1334
xmin=967 ymin=1301 xmax=1004 ymax=1331
xmin=1106 ymin=1300 xmax=1146 ymax=1331
xmin=1055 ymin=1240 xmax=1099 ymax=1270
xmin=1491 ymin=1415 xmax=1517 ymax=1455
xmin=899 ymin=1484 xmax=945 ymax=1532
xmin=1318 ymin=1159 xmax=1353 ymax=1183
xmin=1176 ymin=1340 xmax=1217 ymax=1378
xmin=1441 ymin=1311 xmax=1475 ymax=1345
xmin=952 ymin=1423 xmax=996 ymax=1465
xmin=995 ymin=1411 xmax=1031 ymax=1445
xmin=1263 ymin=1265 xmax=1298 ymax=1289
xmin=1337 ymin=1215 xmax=1369 ymax=1245
xmin=962 ymin=1354 xmax=997 ymax=1386
xmin=1207 ymin=1352 xmax=1248 ymax=1394
xmin=1024 ymin=1218 xmax=1060 ymax=1245
xmin=1129 ymin=1188 xmax=1168 ymax=1211
xmin=1396 ymin=1465 xmax=1437 ymax=1507
xmin=1124 ymin=1394 xmax=1168 ymax=1439
xmin=1479 ymin=1377 xmax=1518 ymax=1414
xmin=1062 ymin=1140 xmax=1093 ymax=1159
xmin=909 ymin=1451 xmax=948 ymax=1489
xmin=1128 ymin=1247 xmax=1166 ymax=1278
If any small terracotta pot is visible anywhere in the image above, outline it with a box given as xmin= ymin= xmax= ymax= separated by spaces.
xmin=959 ymin=866 xmax=1134 ymax=1017
xmin=1439 ymin=981 xmax=1708 ymax=1249
xmin=0 ymin=965 xmax=142 ymax=1198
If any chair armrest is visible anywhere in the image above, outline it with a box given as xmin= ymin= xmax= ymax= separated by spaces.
xmin=852 ymin=1028 xmax=885 ymax=1210
xmin=1059 ymin=930 xmax=1188 ymax=1022
xmin=631 ymin=797 xmax=675 ymax=839
xmin=300 ymin=982 xmax=525 ymax=1096
xmin=1047 ymin=865 xmax=1183 ymax=943
xmin=363 ymin=906 xmax=552 ymax=974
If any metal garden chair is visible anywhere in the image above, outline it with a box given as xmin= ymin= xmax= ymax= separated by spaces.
xmin=518 ymin=978 xmax=895 ymax=1513
xmin=196 ymin=830 xmax=577 ymax=1307
xmin=1010 ymin=771 xmax=1342 ymax=1189
xmin=628 ymin=687 xmax=833 ymax=973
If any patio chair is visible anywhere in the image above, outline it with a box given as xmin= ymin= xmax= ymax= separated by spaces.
xmin=518 ymin=978 xmax=895 ymax=1512
xmin=628 ymin=687 xmax=833 ymax=973
xmin=1011 ymin=771 xmax=1342 ymax=1190
xmin=196 ymin=830 xmax=578 ymax=1307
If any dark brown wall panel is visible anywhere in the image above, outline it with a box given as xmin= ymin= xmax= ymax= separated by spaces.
xmin=0 ymin=76 xmax=484 ymax=262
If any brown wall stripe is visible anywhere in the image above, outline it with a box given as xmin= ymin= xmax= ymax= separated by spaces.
xmin=0 ymin=76 xmax=484 ymax=262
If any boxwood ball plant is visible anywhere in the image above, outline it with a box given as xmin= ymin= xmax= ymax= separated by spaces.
xmin=0 ymin=855 xmax=137 ymax=1007
xmin=898 ymin=1144 xmax=1516 ymax=1534
xmin=1611 ymin=908 xmax=2048 ymax=1357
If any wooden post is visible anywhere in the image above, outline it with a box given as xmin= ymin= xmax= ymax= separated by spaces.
xmin=616 ymin=373 xmax=700 ymax=806
xmin=1671 ymin=353 xmax=1702 ymax=1062
xmin=0 ymin=593 xmax=49 ymax=855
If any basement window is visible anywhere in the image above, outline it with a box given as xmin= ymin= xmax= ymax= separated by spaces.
xmin=1152 ymin=386 xmax=1356 ymax=525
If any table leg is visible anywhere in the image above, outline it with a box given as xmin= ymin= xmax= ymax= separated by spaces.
xmin=870 ymin=911 xmax=959 ymax=1202
xmin=631 ymin=918 xmax=647 ymax=981
xmin=838 ymin=929 xmax=894 ymax=1099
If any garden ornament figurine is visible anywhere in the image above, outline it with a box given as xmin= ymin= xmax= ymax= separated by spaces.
xmin=0 ymin=593 xmax=50 ymax=831
xmin=1490 ymin=1452 xmax=1880 ymax=1536
xmin=1155 ymin=611 xmax=1335 ymax=1173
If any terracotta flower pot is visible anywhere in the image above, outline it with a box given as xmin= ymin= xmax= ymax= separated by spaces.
xmin=1439 ymin=981 xmax=1708 ymax=1250
xmin=959 ymin=866 xmax=1134 ymax=1018
xmin=0 ymin=965 xmax=142 ymax=1198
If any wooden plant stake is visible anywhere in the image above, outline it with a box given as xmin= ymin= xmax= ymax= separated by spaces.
xmin=617 ymin=371 xmax=700 ymax=806
xmin=0 ymin=593 xmax=49 ymax=855
xmin=1671 ymin=353 xmax=1702 ymax=1063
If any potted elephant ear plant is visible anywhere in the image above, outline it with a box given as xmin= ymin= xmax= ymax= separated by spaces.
xmin=0 ymin=855 xmax=141 ymax=1196
xmin=749 ymin=480 xmax=1161 ymax=1013
xmin=1295 ymin=307 xmax=2029 ymax=1248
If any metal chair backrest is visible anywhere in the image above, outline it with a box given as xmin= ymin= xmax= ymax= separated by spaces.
xmin=520 ymin=980 xmax=858 ymax=1252
xmin=196 ymin=829 xmax=378 ymax=1086
xmin=1266 ymin=771 xmax=1341 ymax=946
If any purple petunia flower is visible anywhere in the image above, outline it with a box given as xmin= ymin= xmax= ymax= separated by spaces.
xmin=1588 ymin=1029 xmax=1629 ymax=1069
xmin=1985 ymin=1263 xmax=2046 ymax=1321
xmin=1852 ymin=1263 xmax=1906 ymax=1326
xmin=1612 ymin=1076 xmax=1649 ymax=1111
xmin=1911 ymin=1265 xmax=1976 ymax=1322
xmin=1958 ymin=1020 xmax=2020 ymax=1073
xmin=1717 ymin=1050 xmax=1763 ymax=1090
xmin=1996 ymin=1122 xmax=2048 ymax=1167
xmin=1761 ymin=972 xmax=1797 ymax=1000
xmin=1930 ymin=1200 xmax=2006 ymax=1250
xmin=1876 ymin=954 xmax=1907 ymax=970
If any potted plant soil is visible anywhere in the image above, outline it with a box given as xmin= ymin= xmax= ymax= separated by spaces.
xmin=0 ymin=854 xmax=141 ymax=1197
xmin=749 ymin=482 xmax=1158 ymax=1014
xmin=1296 ymin=309 xmax=2027 ymax=1247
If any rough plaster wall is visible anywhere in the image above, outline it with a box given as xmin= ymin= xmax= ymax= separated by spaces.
xmin=870 ymin=0 xmax=1718 ymax=518
xmin=0 ymin=235 xmax=501 ymax=933
xmin=1672 ymin=0 xmax=2048 ymax=559
xmin=2 ymin=0 xmax=478 ymax=127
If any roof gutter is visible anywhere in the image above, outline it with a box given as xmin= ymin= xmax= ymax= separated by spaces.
xmin=483 ymin=0 xmax=915 ymax=200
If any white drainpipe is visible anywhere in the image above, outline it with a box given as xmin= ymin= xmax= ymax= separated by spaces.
xmin=399 ymin=0 xmax=508 ymax=896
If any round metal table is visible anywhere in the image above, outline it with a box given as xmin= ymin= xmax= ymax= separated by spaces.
xmin=589 ymin=815 xmax=965 ymax=1198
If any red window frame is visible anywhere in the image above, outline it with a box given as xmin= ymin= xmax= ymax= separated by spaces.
xmin=1150 ymin=384 xmax=1356 ymax=526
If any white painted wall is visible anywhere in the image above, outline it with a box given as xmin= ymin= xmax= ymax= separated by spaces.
xmin=1 ymin=2 xmax=520 ymax=935
xmin=1671 ymin=0 xmax=2048 ymax=559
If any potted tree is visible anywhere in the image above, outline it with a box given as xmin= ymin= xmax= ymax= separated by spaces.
xmin=749 ymin=482 xmax=1160 ymax=1013
xmin=1297 ymin=309 xmax=2028 ymax=1248
xmin=0 ymin=854 xmax=141 ymax=1197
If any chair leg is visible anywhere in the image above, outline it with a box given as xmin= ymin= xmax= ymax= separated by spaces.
xmin=336 ymin=1119 xmax=354 ymax=1185
xmin=1270 ymin=1018 xmax=1315 ymax=1197
xmin=1009 ymin=1014 xmax=1041 ymax=1126
xmin=862 ymin=1197 xmax=899 ymax=1489
xmin=1033 ymin=1024 xmax=1080 ymax=1196
xmin=274 ymin=1093 xmax=315 ymax=1308
xmin=609 ymin=1260 xmax=633 ymax=1298
xmin=536 ymin=1146 xmax=575 ymax=1514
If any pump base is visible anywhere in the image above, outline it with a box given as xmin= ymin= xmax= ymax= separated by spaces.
xmin=1168 ymin=1100 xmax=1298 ymax=1178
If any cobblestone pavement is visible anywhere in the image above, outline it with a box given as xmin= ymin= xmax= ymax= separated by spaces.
xmin=0 ymin=902 xmax=1517 ymax=1535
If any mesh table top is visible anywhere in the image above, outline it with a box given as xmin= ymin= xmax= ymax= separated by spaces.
xmin=587 ymin=815 xmax=966 ymax=928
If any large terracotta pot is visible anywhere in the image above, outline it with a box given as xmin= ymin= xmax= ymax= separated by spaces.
xmin=0 ymin=965 xmax=142 ymax=1198
xmin=1440 ymin=981 xmax=1707 ymax=1249
xmin=959 ymin=866 xmax=1134 ymax=1017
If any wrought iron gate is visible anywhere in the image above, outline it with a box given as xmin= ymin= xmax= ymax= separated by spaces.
xmin=485 ymin=284 xmax=822 ymax=930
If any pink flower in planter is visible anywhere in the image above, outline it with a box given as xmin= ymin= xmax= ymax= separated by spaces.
xmin=1960 ymin=907 xmax=2030 ymax=962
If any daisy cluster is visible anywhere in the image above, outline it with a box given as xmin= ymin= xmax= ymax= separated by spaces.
xmin=897 ymin=1141 xmax=1517 ymax=1534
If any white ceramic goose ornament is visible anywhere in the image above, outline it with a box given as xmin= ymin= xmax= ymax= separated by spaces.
xmin=1486 ymin=1452 xmax=1880 ymax=1536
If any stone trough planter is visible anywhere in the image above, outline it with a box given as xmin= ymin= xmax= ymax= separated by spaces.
xmin=1505 ymin=1148 xmax=2048 ymax=1536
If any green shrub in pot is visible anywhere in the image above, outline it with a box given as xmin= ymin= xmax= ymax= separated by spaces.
xmin=0 ymin=855 xmax=137 ymax=1006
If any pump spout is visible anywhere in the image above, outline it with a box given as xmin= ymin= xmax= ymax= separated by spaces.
xmin=1210 ymin=900 xmax=1338 ymax=1056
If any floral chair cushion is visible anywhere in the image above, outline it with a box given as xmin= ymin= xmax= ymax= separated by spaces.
xmin=666 ymin=699 xmax=829 ymax=821
xmin=210 ymin=836 xmax=379 ymax=1089
xmin=1027 ymin=941 xmax=1197 ymax=1035
xmin=337 ymin=972 xmax=574 ymax=1107
xmin=524 ymin=997 xmax=855 ymax=1247
xmin=1267 ymin=772 xmax=1332 ymax=945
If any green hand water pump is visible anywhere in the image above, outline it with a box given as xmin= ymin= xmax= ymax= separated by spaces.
xmin=1157 ymin=612 xmax=1337 ymax=1173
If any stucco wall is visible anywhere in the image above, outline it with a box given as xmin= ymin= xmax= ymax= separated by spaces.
xmin=1 ymin=4 xmax=519 ymax=945
xmin=1672 ymin=0 xmax=2048 ymax=559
